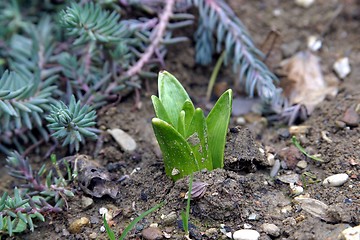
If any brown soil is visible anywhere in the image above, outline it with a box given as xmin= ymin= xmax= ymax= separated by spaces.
xmin=2 ymin=0 xmax=360 ymax=239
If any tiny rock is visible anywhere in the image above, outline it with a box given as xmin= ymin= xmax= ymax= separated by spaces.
xmin=289 ymin=125 xmax=310 ymax=135
xmin=229 ymin=229 xmax=260 ymax=240
xmin=338 ymin=225 xmax=360 ymax=240
xmin=261 ymin=223 xmax=280 ymax=237
xmin=88 ymin=232 xmax=97 ymax=239
xmin=289 ymin=183 xmax=304 ymax=196
xmin=270 ymin=159 xmax=281 ymax=177
xmin=68 ymin=217 xmax=90 ymax=234
xmin=161 ymin=212 xmax=177 ymax=226
xmin=141 ymin=227 xmax=163 ymax=240
xmin=333 ymin=57 xmax=351 ymax=79
xmin=342 ymin=107 xmax=359 ymax=127
xmin=296 ymin=160 xmax=308 ymax=169
xmin=294 ymin=197 xmax=330 ymax=221
xmin=107 ymin=128 xmax=137 ymax=152
xmin=277 ymin=173 xmax=300 ymax=184
xmin=295 ymin=0 xmax=314 ymax=8
xmin=323 ymin=173 xmax=349 ymax=187
xmin=267 ymin=153 xmax=275 ymax=166
xmin=307 ymin=35 xmax=322 ymax=51
xmin=81 ymin=196 xmax=94 ymax=210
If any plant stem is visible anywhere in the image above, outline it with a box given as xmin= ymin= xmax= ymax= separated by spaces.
xmin=125 ymin=0 xmax=175 ymax=77
xmin=206 ymin=51 xmax=225 ymax=102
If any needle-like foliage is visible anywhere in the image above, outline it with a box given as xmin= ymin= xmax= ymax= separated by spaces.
xmin=1 ymin=152 xmax=74 ymax=236
xmin=188 ymin=0 xmax=285 ymax=109
xmin=0 ymin=0 xmax=285 ymax=155
xmin=46 ymin=95 xmax=98 ymax=152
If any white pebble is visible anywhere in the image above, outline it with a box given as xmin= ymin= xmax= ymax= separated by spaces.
xmin=99 ymin=207 xmax=108 ymax=216
xmin=295 ymin=0 xmax=314 ymax=8
xmin=267 ymin=153 xmax=275 ymax=166
xmin=289 ymin=183 xmax=304 ymax=196
xmin=230 ymin=229 xmax=260 ymax=240
xmin=323 ymin=173 xmax=349 ymax=187
xmin=108 ymin=128 xmax=137 ymax=152
xmin=100 ymin=226 xmax=106 ymax=232
xmin=261 ymin=223 xmax=280 ymax=237
xmin=333 ymin=57 xmax=351 ymax=79
xmin=307 ymin=35 xmax=322 ymax=51
xmin=338 ymin=225 xmax=360 ymax=240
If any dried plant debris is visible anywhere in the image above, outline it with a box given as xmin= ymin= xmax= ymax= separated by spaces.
xmin=185 ymin=181 xmax=209 ymax=200
xmin=280 ymin=51 xmax=338 ymax=115
xmin=74 ymin=155 xmax=122 ymax=199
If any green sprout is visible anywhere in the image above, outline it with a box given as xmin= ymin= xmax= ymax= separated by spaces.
xmin=181 ymin=174 xmax=194 ymax=239
xmin=152 ymin=71 xmax=232 ymax=181
xmin=103 ymin=201 xmax=166 ymax=240
xmin=291 ymin=136 xmax=323 ymax=162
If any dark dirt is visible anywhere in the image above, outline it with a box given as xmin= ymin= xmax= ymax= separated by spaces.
xmin=1 ymin=0 xmax=360 ymax=239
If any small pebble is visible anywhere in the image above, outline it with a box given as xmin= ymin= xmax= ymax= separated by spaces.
xmin=267 ymin=153 xmax=275 ymax=166
xmin=296 ymin=160 xmax=308 ymax=169
xmin=295 ymin=0 xmax=314 ymax=8
xmin=323 ymin=173 xmax=349 ymax=187
xmin=289 ymin=183 xmax=304 ymax=196
xmin=161 ymin=212 xmax=177 ymax=226
xmin=335 ymin=120 xmax=346 ymax=128
xmin=248 ymin=213 xmax=258 ymax=221
xmin=261 ymin=223 xmax=280 ymax=237
xmin=236 ymin=117 xmax=246 ymax=125
xmin=338 ymin=225 xmax=360 ymax=240
xmin=288 ymin=125 xmax=310 ymax=134
xmin=294 ymin=197 xmax=329 ymax=221
xmin=243 ymin=223 xmax=252 ymax=229
xmin=100 ymin=226 xmax=106 ymax=232
xmin=81 ymin=196 xmax=94 ymax=210
xmin=277 ymin=173 xmax=300 ymax=184
xmin=108 ymin=128 xmax=137 ymax=152
xmin=307 ymin=35 xmax=322 ymax=51
xmin=342 ymin=107 xmax=359 ymax=127
xmin=89 ymin=232 xmax=97 ymax=239
xmin=333 ymin=57 xmax=351 ymax=79
xmin=141 ymin=227 xmax=163 ymax=240
xmin=68 ymin=217 xmax=90 ymax=234
xmin=228 ymin=229 xmax=260 ymax=240
xmin=270 ymin=159 xmax=281 ymax=177
xmin=99 ymin=207 xmax=108 ymax=216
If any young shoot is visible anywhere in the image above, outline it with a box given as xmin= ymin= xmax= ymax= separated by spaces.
xmin=152 ymin=71 xmax=232 ymax=181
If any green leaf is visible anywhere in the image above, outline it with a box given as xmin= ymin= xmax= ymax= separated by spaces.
xmin=12 ymin=219 xmax=27 ymax=233
xmin=177 ymin=110 xmax=186 ymax=137
xmin=206 ymin=89 xmax=232 ymax=169
xmin=7 ymin=216 xmax=12 ymax=236
xmin=181 ymin=100 xmax=195 ymax=137
xmin=152 ymin=118 xmax=199 ymax=181
xmin=187 ymin=108 xmax=212 ymax=171
xmin=151 ymin=96 xmax=171 ymax=125
xmin=292 ymin=136 xmax=323 ymax=162
xmin=103 ymin=215 xmax=116 ymax=240
xmin=119 ymin=201 xmax=166 ymax=240
xmin=158 ymin=71 xmax=191 ymax=129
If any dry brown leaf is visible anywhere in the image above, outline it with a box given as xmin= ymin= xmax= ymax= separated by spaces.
xmin=280 ymin=51 xmax=338 ymax=114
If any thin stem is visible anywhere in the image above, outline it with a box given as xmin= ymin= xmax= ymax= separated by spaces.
xmin=126 ymin=0 xmax=175 ymax=76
